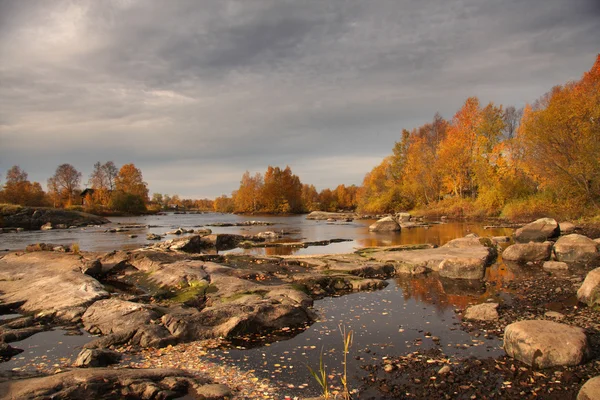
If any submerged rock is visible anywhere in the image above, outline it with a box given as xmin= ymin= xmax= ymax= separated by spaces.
xmin=514 ymin=218 xmax=560 ymax=243
xmin=503 ymin=320 xmax=590 ymax=368
xmin=577 ymin=267 xmax=600 ymax=307
xmin=305 ymin=211 xmax=358 ymax=221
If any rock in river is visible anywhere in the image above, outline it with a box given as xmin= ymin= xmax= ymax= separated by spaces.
xmin=463 ymin=302 xmax=499 ymax=321
xmin=514 ymin=217 xmax=560 ymax=243
xmin=502 ymin=242 xmax=553 ymax=263
xmin=577 ymin=267 xmax=600 ymax=307
xmin=369 ymin=216 xmax=401 ymax=232
xmin=554 ymin=234 xmax=600 ymax=263
xmin=503 ymin=320 xmax=590 ymax=368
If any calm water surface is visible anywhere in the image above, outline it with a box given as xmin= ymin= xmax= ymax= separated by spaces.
xmin=1 ymin=213 xmax=513 ymax=255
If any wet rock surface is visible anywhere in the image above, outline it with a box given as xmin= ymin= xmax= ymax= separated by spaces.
xmin=578 ymin=267 xmax=600 ymax=307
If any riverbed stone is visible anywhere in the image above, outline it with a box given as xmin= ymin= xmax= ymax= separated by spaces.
xmin=73 ymin=348 xmax=121 ymax=367
xmin=0 ymin=206 xmax=109 ymax=230
xmin=577 ymin=376 xmax=600 ymax=400
xmin=577 ymin=267 xmax=600 ymax=307
xmin=559 ymin=221 xmax=576 ymax=235
xmin=503 ymin=320 xmax=590 ymax=368
xmin=192 ymin=383 xmax=233 ymax=399
xmin=543 ymin=261 xmax=569 ymax=271
xmin=82 ymin=299 xmax=161 ymax=335
xmin=514 ymin=218 xmax=560 ymax=243
xmin=40 ymin=222 xmax=53 ymax=230
xmin=502 ymin=242 xmax=553 ymax=263
xmin=369 ymin=216 xmax=401 ymax=232
xmin=554 ymin=234 xmax=599 ymax=263
xmin=438 ymin=257 xmax=487 ymax=280
xmin=463 ymin=302 xmax=499 ymax=321
xmin=0 ymin=252 xmax=109 ymax=320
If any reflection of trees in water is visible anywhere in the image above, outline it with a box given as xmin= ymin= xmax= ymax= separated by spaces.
xmin=395 ymin=267 xmax=515 ymax=312
xmin=356 ymin=222 xmax=513 ymax=248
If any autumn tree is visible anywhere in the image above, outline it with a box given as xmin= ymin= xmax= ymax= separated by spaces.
xmin=88 ymin=161 xmax=118 ymax=206
xmin=260 ymin=166 xmax=303 ymax=213
xmin=1 ymin=166 xmax=46 ymax=206
xmin=234 ymin=171 xmax=264 ymax=213
xmin=47 ymin=163 xmax=82 ymax=207
xmin=214 ymin=195 xmax=234 ymax=213
xmin=518 ymin=54 xmax=600 ymax=206
xmin=301 ymin=184 xmax=320 ymax=212
xmin=114 ymin=164 xmax=149 ymax=202
xmin=502 ymin=106 xmax=523 ymax=140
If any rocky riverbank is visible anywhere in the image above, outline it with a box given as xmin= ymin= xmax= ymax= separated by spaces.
xmin=0 ymin=205 xmax=109 ymax=231
xmin=0 ymin=217 xmax=598 ymax=399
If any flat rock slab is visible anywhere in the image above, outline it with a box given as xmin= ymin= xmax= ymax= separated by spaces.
xmin=577 ymin=375 xmax=600 ymax=400
xmin=554 ymin=234 xmax=599 ymax=263
xmin=82 ymin=299 xmax=161 ymax=335
xmin=514 ymin=217 xmax=560 ymax=243
xmin=504 ymin=320 xmax=590 ymax=368
xmin=0 ymin=252 xmax=109 ymax=321
xmin=577 ymin=267 xmax=600 ymax=307
xmin=463 ymin=303 xmax=499 ymax=321
xmin=0 ymin=368 xmax=212 ymax=400
xmin=369 ymin=237 xmax=495 ymax=276
xmin=502 ymin=242 xmax=552 ymax=263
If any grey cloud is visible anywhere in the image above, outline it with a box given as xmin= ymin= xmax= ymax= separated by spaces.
xmin=1 ymin=0 xmax=599 ymax=197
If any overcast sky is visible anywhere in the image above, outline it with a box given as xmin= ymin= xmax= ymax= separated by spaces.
xmin=0 ymin=0 xmax=598 ymax=198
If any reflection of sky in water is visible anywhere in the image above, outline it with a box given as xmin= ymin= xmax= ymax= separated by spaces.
xmin=1 ymin=213 xmax=514 ymax=254
xmin=210 ymin=278 xmax=505 ymax=397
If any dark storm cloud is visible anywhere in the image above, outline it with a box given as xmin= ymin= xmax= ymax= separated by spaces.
xmin=0 ymin=0 xmax=598 ymax=197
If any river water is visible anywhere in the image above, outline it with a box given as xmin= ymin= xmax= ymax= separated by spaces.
xmin=0 ymin=213 xmax=518 ymax=396
xmin=0 ymin=212 xmax=512 ymax=255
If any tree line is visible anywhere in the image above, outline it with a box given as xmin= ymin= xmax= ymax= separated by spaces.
xmin=0 ymin=162 xmax=151 ymax=214
xmin=213 ymin=166 xmax=359 ymax=214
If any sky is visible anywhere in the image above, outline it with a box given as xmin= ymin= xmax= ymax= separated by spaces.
xmin=0 ymin=0 xmax=599 ymax=199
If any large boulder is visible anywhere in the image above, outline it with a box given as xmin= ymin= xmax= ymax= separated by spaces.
xmin=369 ymin=216 xmax=401 ymax=232
xmin=577 ymin=267 xmax=600 ymax=307
xmin=578 ymin=376 xmax=600 ymax=400
xmin=514 ymin=218 xmax=560 ymax=243
xmin=438 ymin=257 xmax=487 ymax=280
xmin=554 ymin=234 xmax=599 ymax=263
xmin=502 ymin=242 xmax=553 ymax=263
xmin=503 ymin=320 xmax=590 ymax=368
xmin=463 ymin=302 xmax=499 ymax=321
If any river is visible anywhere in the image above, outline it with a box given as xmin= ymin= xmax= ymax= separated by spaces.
xmin=0 ymin=213 xmax=518 ymax=397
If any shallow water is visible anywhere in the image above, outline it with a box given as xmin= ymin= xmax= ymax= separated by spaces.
xmin=208 ymin=274 xmax=507 ymax=397
xmin=0 ymin=213 xmax=513 ymax=255
xmin=0 ymin=328 xmax=94 ymax=372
